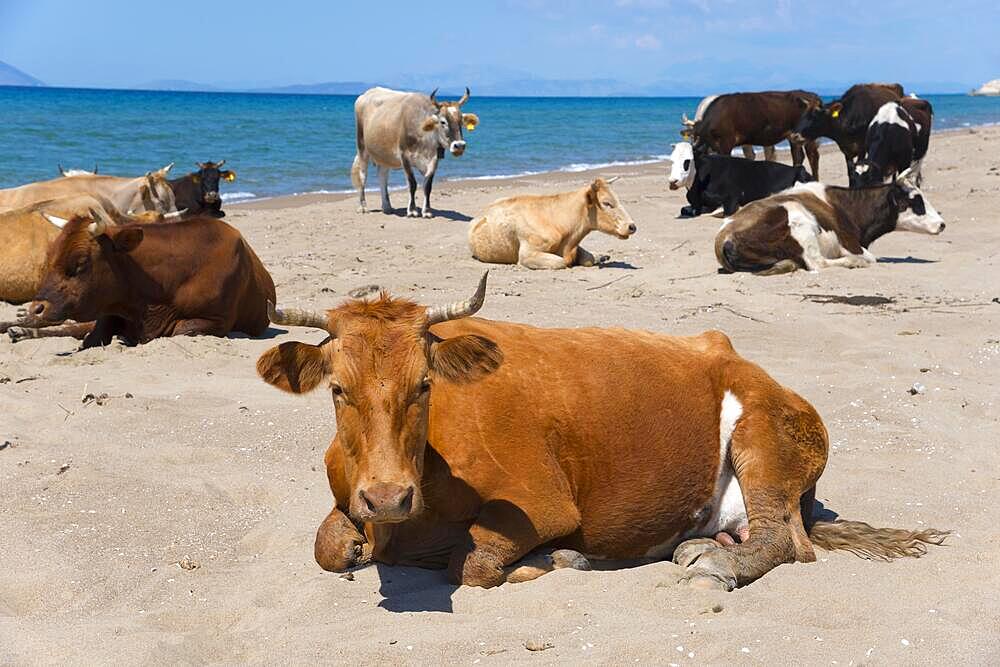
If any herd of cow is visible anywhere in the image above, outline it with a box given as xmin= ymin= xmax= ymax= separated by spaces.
xmin=0 ymin=83 xmax=948 ymax=591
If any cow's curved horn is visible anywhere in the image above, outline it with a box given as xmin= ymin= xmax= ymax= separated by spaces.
xmin=457 ymin=87 xmax=470 ymax=107
xmin=58 ymin=163 xmax=67 ymax=176
xmin=162 ymin=208 xmax=187 ymax=220
xmin=429 ymin=88 xmax=439 ymax=106
xmin=267 ymin=301 xmax=329 ymax=330
xmin=215 ymin=159 xmax=225 ymax=168
xmin=160 ymin=162 xmax=174 ymax=175
xmin=896 ymin=166 xmax=914 ymax=183
xmin=42 ymin=213 xmax=70 ymax=229
xmin=606 ymin=175 xmax=621 ymax=184
xmin=86 ymin=215 xmax=108 ymax=237
xmin=426 ymin=271 xmax=488 ymax=326
xmin=682 ymin=113 xmax=695 ymax=127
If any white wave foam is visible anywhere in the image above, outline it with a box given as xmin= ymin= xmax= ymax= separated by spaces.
xmin=221 ymin=191 xmax=257 ymax=202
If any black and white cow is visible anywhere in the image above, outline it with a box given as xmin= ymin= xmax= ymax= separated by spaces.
xmin=668 ymin=142 xmax=813 ymax=217
xmin=714 ymin=171 xmax=944 ymax=275
xmin=853 ymin=100 xmax=933 ymax=187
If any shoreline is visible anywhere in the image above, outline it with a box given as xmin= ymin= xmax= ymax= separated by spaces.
xmin=233 ymin=124 xmax=993 ymax=212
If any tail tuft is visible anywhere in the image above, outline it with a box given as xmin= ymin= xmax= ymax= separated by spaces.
xmin=809 ymin=520 xmax=949 ymax=561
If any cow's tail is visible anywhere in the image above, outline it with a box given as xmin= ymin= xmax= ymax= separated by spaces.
xmin=807 ymin=520 xmax=948 ymax=561
xmin=350 ymin=154 xmax=364 ymax=190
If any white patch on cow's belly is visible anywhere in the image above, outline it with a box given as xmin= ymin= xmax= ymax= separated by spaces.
xmin=817 ymin=230 xmax=847 ymax=259
xmin=643 ymin=391 xmax=748 ymax=559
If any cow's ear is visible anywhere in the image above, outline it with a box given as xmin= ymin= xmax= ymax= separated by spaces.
xmin=430 ymin=334 xmax=502 ymax=383
xmin=461 ymin=113 xmax=479 ymax=131
xmin=222 ymin=170 xmax=237 ymax=182
xmin=257 ymin=341 xmax=330 ymax=393
xmin=422 ymin=115 xmax=438 ymax=132
xmin=890 ymin=186 xmax=909 ymax=212
xmin=111 ymin=227 xmax=144 ymax=253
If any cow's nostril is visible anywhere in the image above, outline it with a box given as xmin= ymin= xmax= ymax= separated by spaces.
xmin=627 ymin=224 xmax=637 ymax=233
xmin=400 ymin=486 xmax=414 ymax=513
xmin=360 ymin=490 xmax=376 ymax=513
xmin=939 ymin=223 xmax=946 ymax=231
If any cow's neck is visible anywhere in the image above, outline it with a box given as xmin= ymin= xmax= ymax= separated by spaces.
xmin=552 ymin=190 xmax=597 ymax=250
xmin=826 ymin=186 xmax=898 ymax=248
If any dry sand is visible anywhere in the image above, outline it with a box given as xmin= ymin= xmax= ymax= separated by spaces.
xmin=1 ymin=128 xmax=999 ymax=664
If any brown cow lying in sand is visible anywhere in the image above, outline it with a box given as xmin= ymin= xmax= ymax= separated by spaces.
xmin=468 ymin=178 xmax=636 ymax=269
xmin=257 ymin=273 xmax=945 ymax=589
xmin=13 ymin=214 xmax=274 ymax=347
xmin=0 ymin=196 xmax=182 ymax=306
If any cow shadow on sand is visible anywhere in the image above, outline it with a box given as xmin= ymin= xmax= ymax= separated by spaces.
xmin=876 ymin=255 xmax=937 ymax=264
xmin=383 ymin=208 xmax=473 ymax=222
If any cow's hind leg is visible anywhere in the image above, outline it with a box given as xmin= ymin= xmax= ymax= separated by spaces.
xmin=741 ymin=145 xmax=756 ymax=160
xmin=402 ymin=160 xmax=419 ymax=217
xmin=505 ymin=549 xmax=592 ymax=584
xmin=763 ymin=145 xmax=777 ymax=162
xmin=674 ymin=399 xmax=826 ymax=590
xmin=172 ymin=318 xmax=228 ymax=337
xmin=353 ymin=153 xmax=369 ymax=213
xmin=378 ymin=166 xmax=392 ymax=214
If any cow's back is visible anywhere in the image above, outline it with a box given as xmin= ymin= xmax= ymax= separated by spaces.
xmin=355 ymin=87 xmax=431 ymax=164
xmin=423 ymin=318 xmax=765 ymax=556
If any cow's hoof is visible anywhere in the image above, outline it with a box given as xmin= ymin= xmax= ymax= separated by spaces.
xmin=421 ymin=209 xmax=433 ymax=219
xmin=596 ymin=254 xmax=611 ymax=265
xmin=549 ymin=549 xmax=592 ymax=571
xmin=672 ymin=538 xmax=720 ymax=568
xmin=679 ymin=568 xmax=734 ymax=591
xmin=7 ymin=326 xmax=31 ymax=343
xmin=406 ymin=209 xmax=420 ymax=218
xmin=357 ymin=205 xmax=367 ymax=214
xmin=16 ymin=307 xmax=27 ymax=320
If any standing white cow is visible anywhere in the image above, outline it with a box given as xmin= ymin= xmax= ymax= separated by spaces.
xmin=352 ymin=87 xmax=479 ymax=218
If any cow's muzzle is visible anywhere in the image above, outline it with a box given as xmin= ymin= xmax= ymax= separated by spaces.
xmin=203 ymin=191 xmax=221 ymax=204
xmin=668 ymin=180 xmax=681 ymax=191
xmin=354 ymin=483 xmax=416 ymax=523
xmin=26 ymin=300 xmax=62 ymax=325
xmin=449 ymin=141 xmax=467 ymax=156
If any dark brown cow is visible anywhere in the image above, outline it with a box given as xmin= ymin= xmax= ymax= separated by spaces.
xmin=256 ymin=274 xmax=946 ymax=589
xmin=168 ymin=161 xmax=236 ymax=218
xmin=792 ymin=83 xmax=905 ymax=177
xmin=683 ymin=91 xmax=822 ymax=177
xmin=17 ymin=215 xmax=274 ymax=347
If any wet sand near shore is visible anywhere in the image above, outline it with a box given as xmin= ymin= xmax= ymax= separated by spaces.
xmin=1 ymin=126 xmax=998 ymax=664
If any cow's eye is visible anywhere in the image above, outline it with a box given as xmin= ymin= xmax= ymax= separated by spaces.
xmin=331 ymin=383 xmax=344 ymax=397
xmin=602 ymin=201 xmax=614 ymax=208
xmin=683 ymin=159 xmax=691 ymax=170
xmin=66 ymin=256 xmax=90 ymax=278
xmin=419 ymin=377 xmax=431 ymax=393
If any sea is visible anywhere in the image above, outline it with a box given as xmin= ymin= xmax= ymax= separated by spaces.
xmin=2 ymin=86 xmax=999 ymax=202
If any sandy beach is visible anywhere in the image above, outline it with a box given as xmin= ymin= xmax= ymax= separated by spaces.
xmin=1 ymin=126 xmax=998 ymax=664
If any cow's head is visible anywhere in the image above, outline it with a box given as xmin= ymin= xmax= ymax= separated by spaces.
xmin=29 ymin=214 xmax=146 ymax=324
xmin=422 ymin=87 xmax=479 ymax=157
xmin=667 ymin=142 xmax=696 ymax=190
xmin=889 ymin=170 xmax=945 ymax=235
xmin=192 ymin=160 xmax=236 ymax=209
xmin=257 ymin=273 xmax=502 ymax=524
xmin=792 ymin=97 xmax=839 ymax=142
xmin=129 ymin=163 xmax=178 ymax=214
xmin=586 ymin=177 xmax=636 ymax=239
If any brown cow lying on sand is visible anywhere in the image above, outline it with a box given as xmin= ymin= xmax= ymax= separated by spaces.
xmin=257 ymin=273 xmax=946 ymax=589
xmin=0 ymin=195 xmax=183 ymax=306
xmin=13 ymin=214 xmax=274 ymax=347
xmin=468 ymin=178 xmax=636 ymax=269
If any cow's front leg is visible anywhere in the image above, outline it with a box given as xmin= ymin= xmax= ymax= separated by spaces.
xmin=402 ymin=160 xmax=419 ymax=217
xmin=8 ymin=320 xmax=96 ymax=343
xmin=172 ymin=318 xmax=228 ymax=337
xmin=574 ymin=246 xmax=609 ymax=267
xmin=378 ymin=166 xmax=392 ymax=214
xmin=315 ymin=508 xmax=372 ymax=572
xmin=421 ymin=159 xmax=438 ymax=218
xmin=518 ymin=248 xmax=570 ymax=270
xmin=447 ymin=499 xmax=575 ymax=588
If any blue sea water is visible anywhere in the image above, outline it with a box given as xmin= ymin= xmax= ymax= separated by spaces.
xmin=1 ymin=86 xmax=999 ymax=200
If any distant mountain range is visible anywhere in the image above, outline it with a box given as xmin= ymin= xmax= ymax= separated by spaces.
xmin=0 ymin=60 xmax=976 ymax=97
xmin=0 ymin=60 xmax=44 ymax=87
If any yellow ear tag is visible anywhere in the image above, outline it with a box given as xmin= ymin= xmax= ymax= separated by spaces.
xmin=466 ymin=123 xmax=475 ymax=131
xmin=225 ymin=172 xmax=236 ymax=182
xmin=192 ymin=175 xmax=200 ymax=184
xmin=831 ymin=109 xmax=840 ymax=118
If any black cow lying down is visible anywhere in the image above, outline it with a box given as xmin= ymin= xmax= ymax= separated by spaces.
xmin=668 ymin=142 xmax=812 ymax=217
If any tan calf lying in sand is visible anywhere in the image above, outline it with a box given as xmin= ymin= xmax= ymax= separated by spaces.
xmin=468 ymin=178 xmax=636 ymax=269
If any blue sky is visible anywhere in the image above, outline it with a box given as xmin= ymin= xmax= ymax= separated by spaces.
xmin=1 ymin=0 xmax=997 ymax=93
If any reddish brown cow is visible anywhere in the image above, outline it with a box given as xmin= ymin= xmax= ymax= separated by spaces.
xmin=256 ymin=274 xmax=946 ymax=589
xmin=17 ymin=215 xmax=274 ymax=347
